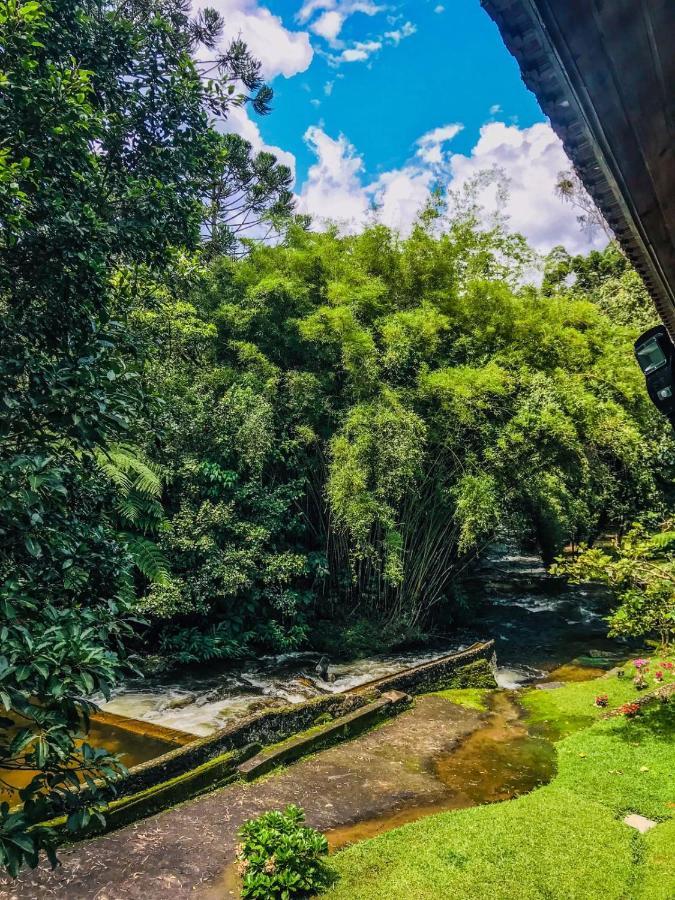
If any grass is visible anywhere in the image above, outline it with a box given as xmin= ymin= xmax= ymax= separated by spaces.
xmin=325 ymin=657 xmax=675 ymax=900
xmin=522 ymin=653 xmax=673 ymax=738
xmin=431 ymin=688 xmax=491 ymax=711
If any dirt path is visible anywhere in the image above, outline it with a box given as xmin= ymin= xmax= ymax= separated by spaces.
xmin=1 ymin=696 xmax=484 ymax=900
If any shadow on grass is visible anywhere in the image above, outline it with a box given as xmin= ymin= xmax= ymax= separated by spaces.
xmin=611 ymin=702 xmax=675 ymax=743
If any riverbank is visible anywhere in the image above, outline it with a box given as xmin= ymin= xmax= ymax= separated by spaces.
xmin=326 ymin=654 xmax=675 ymax=900
xmin=0 ymin=692 xmax=490 ymax=898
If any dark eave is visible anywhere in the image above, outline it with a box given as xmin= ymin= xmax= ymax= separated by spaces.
xmin=482 ymin=0 xmax=675 ymax=337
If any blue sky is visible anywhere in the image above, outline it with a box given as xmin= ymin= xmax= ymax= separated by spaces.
xmin=209 ymin=1 xmax=604 ymax=255
xmin=258 ymin=0 xmax=543 ymax=187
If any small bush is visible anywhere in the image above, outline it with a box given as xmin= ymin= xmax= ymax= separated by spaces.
xmin=237 ymin=804 xmax=334 ymax=898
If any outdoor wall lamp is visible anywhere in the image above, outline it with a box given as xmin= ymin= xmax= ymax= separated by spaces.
xmin=635 ymin=326 xmax=675 ymax=425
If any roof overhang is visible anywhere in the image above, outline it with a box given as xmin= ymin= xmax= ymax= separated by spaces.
xmin=482 ymin=0 xmax=675 ymax=338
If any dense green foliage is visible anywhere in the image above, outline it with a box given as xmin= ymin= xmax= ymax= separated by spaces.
xmin=556 ymin=525 xmax=675 ymax=649
xmin=130 ymin=224 xmax=673 ymax=662
xmin=2 ymin=0 xmax=674 ymax=883
xmin=326 ymin=661 xmax=675 ymax=899
xmin=237 ymin=804 xmax=333 ymax=899
xmin=0 ymin=0 xmax=277 ymax=873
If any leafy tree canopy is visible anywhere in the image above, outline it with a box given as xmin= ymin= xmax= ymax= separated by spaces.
xmin=129 ymin=220 xmax=674 ymax=664
xmin=0 ymin=0 xmax=273 ymax=874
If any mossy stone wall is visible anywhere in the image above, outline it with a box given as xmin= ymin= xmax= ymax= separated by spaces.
xmin=358 ymin=641 xmax=497 ymax=696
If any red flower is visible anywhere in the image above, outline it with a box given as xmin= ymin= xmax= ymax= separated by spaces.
xmin=655 ymin=670 xmax=664 ymax=682
xmin=594 ymin=694 xmax=609 ymax=708
xmin=619 ymin=702 xmax=641 ymax=718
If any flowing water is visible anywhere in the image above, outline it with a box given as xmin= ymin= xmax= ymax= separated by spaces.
xmin=4 ymin=546 xmax=625 ymax=810
xmin=2 ymin=546 xmax=634 ymax=896
xmin=98 ymin=547 xmax=628 ymax=739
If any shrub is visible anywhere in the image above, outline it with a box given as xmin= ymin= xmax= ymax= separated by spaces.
xmin=237 ymin=805 xmax=334 ymax=898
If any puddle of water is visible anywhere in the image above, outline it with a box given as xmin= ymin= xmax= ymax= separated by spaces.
xmin=432 ymin=692 xmax=555 ymax=802
xmin=544 ymin=663 xmax=607 ymax=683
xmin=205 ymin=689 xmax=557 ymax=897
xmin=325 ymin=691 xmax=555 ymax=851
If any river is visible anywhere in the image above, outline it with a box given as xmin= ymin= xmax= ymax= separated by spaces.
xmin=98 ymin=548 xmax=627 ymax=739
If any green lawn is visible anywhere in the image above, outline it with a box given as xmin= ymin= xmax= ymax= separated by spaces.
xmin=325 ymin=657 xmax=675 ymax=900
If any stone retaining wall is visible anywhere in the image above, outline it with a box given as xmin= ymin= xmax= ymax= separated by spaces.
xmin=354 ymin=641 xmax=497 ymax=696
xmin=44 ymin=641 xmax=498 ymax=838
xmin=120 ymin=691 xmax=368 ymax=797
xmin=121 ymin=640 xmax=496 ymax=796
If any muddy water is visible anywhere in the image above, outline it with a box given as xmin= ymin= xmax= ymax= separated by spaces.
xmin=217 ymin=689 xmax=557 ymax=896
xmin=0 ymin=718 xmax=180 ymax=808
xmin=325 ymin=690 xmax=556 ymax=850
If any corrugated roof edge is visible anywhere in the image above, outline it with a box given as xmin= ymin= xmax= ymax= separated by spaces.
xmin=482 ymin=0 xmax=675 ymax=339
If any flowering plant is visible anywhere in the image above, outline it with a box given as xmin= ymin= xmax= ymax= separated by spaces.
xmin=633 ymin=658 xmax=649 ymax=670
xmin=594 ymin=694 xmax=609 ymax=708
xmin=634 ymin=671 xmax=648 ymax=690
xmin=660 ymin=661 xmax=674 ymax=671
xmin=654 ymin=670 xmax=664 ymax=682
xmin=619 ymin=702 xmax=641 ymax=718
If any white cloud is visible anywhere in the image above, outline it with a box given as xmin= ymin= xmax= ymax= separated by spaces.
xmin=339 ymin=39 xmax=382 ymax=62
xmin=330 ymin=21 xmax=415 ymax=65
xmin=371 ymin=167 xmax=434 ymax=231
xmin=447 ymin=121 xmax=606 ymax=254
xmin=298 ymin=0 xmax=384 ymax=26
xmin=298 ymin=127 xmax=370 ymax=228
xmin=384 ymin=21 xmax=416 ymax=45
xmin=489 ymin=103 xmax=502 ymax=115
xmin=296 ymin=120 xmax=607 ymax=256
xmin=299 ymin=0 xmax=405 ymax=66
xmin=224 ymin=104 xmax=296 ymax=177
xmin=324 ymin=80 xmax=335 ymax=95
xmin=311 ymin=10 xmax=345 ymax=43
xmin=416 ymin=123 xmax=464 ymax=165
xmin=434 ymin=4 xmax=445 ymax=12
xmin=204 ymin=1 xmax=313 ymax=80
xmin=297 ymin=0 xmax=334 ymax=22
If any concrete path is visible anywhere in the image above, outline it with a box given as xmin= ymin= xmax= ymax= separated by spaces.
xmin=0 ymin=696 xmax=483 ymax=900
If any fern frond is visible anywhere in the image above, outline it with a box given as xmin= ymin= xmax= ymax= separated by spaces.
xmin=121 ymin=533 xmax=170 ymax=584
xmin=94 ymin=449 xmax=133 ymax=494
xmin=650 ymin=531 xmax=675 ymax=551
xmin=115 ymin=497 xmax=141 ymax=525
xmin=97 ymin=445 xmax=163 ymax=500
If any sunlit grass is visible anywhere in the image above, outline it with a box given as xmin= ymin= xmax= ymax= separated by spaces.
xmin=325 ymin=656 xmax=675 ymax=899
xmin=431 ymin=688 xmax=491 ymax=711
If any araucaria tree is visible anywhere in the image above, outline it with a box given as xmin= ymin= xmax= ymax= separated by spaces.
xmin=0 ymin=0 xmax=270 ymax=874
